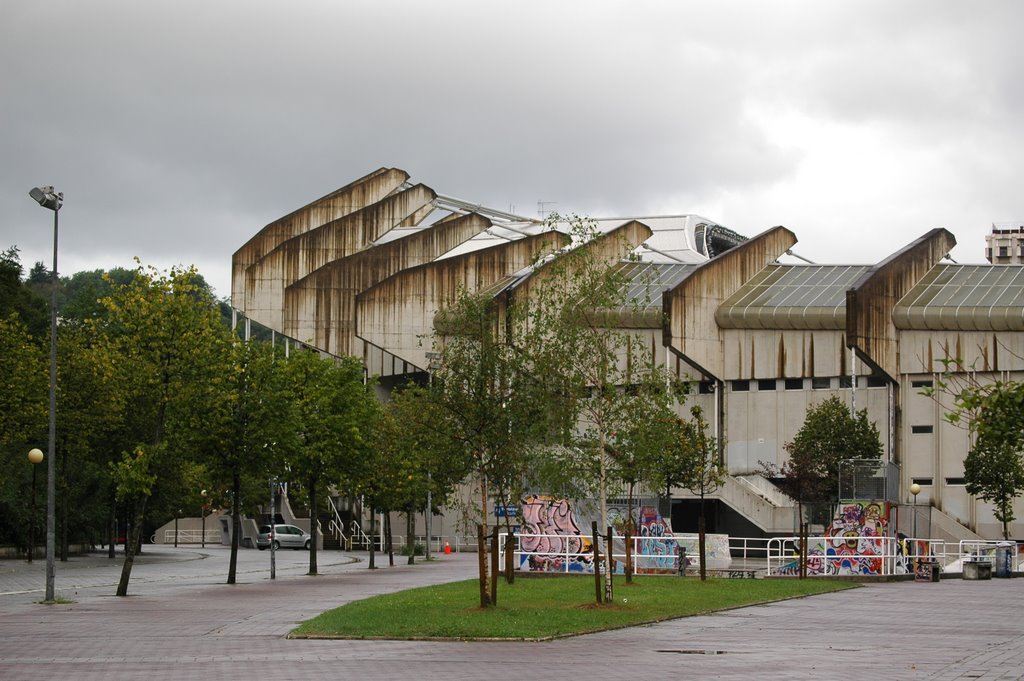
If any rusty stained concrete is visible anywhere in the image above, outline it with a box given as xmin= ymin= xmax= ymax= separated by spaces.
xmin=242 ymin=183 xmax=437 ymax=332
xmin=231 ymin=167 xmax=409 ymax=311
xmin=283 ymin=212 xmax=494 ymax=355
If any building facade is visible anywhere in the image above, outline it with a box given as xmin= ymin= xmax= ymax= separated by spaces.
xmin=233 ymin=168 xmax=1024 ymax=542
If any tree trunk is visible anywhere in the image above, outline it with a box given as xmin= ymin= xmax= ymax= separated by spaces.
xmin=489 ymin=527 xmax=499 ymax=607
xmin=406 ymin=506 xmax=415 ymax=565
xmin=477 ymin=524 xmax=491 ymax=607
xmin=385 ymin=512 xmax=394 ymax=567
xmin=505 ymin=528 xmax=520 ymax=585
xmin=59 ymin=445 xmax=68 ymax=562
xmin=116 ymin=496 xmax=147 ymax=597
xmin=227 ymin=469 xmax=241 ymax=584
xmin=698 ymin=511 xmax=707 ymax=581
xmin=605 ymin=525 xmax=614 ymax=602
xmin=625 ymin=483 xmax=634 ymax=584
xmin=308 ymin=472 xmax=319 ymax=575
xmin=592 ymin=521 xmax=602 ymax=605
xmin=107 ymin=491 xmax=116 ymax=559
xmin=368 ymin=507 xmax=376 ymax=569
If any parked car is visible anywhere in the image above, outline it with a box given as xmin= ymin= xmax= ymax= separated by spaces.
xmin=256 ymin=524 xmax=311 ymax=551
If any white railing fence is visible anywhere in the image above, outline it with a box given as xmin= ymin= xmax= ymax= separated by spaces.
xmin=162 ymin=529 xmax=221 ymax=544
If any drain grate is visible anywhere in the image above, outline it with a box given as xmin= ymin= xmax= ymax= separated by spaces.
xmin=656 ymin=649 xmax=728 ymax=655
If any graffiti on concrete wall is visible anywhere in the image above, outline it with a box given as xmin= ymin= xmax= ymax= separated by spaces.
xmin=518 ymin=495 xmax=593 ymax=572
xmin=808 ymin=501 xmax=890 ymax=576
xmin=635 ymin=506 xmax=678 ymax=574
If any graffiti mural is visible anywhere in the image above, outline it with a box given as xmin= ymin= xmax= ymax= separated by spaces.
xmin=807 ymin=501 xmax=891 ymax=576
xmin=518 ymin=495 xmax=593 ymax=572
xmin=635 ymin=506 xmax=677 ymax=574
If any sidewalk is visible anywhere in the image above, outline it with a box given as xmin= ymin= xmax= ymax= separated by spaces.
xmin=1 ymin=547 xmax=1022 ymax=680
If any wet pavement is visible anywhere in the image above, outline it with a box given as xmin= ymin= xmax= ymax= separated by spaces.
xmin=1 ymin=545 xmax=1022 ymax=680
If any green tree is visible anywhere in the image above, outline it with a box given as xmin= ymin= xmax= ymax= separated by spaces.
xmin=95 ymin=264 xmax=233 ymax=596
xmin=0 ymin=247 xmax=49 ymax=339
xmin=927 ymin=363 xmax=1024 ymax=539
xmin=679 ymin=406 xmax=724 ymax=581
xmin=280 ymin=348 xmax=376 ymax=576
xmin=0 ymin=314 xmax=48 ymax=551
xmin=428 ymin=291 xmax=546 ymax=604
xmin=202 ymin=339 xmax=294 ymax=583
xmin=965 ymin=437 xmax=1024 ymax=540
xmin=520 ymin=215 xmax=681 ymax=601
xmin=608 ymin=384 xmax=688 ymax=582
xmin=761 ymin=395 xmax=882 ymax=577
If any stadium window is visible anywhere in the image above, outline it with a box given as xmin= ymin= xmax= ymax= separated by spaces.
xmin=757 ymin=379 xmax=777 ymax=391
xmin=811 ymin=377 xmax=830 ymax=390
xmin=945 ymin=477 xmax=966 ymax=486
xmin=784 ymin=378 xmax=803 ymax=390
xmin=867 ymin=376 xmax=887 ymax=388
xmin=839 ymin=376 xmax=853 ymax=388
xmin=698 ymin=380 xmax=715 ymax=395
xmin=911 ymin=478 xmax=933 ymax=487
xmin=911 ymin=425 xmax=934 ymax=434
xmin=911 ymin=379 xmax=933 ymax=388
xmin=732 ymin=380 xmax=750 ymax=392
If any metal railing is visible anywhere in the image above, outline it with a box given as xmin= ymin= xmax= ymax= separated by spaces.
xmin=765 ymin=535 xmax=972 ymax=576
xmin=163 ymin=529 xmax=221 ymax=544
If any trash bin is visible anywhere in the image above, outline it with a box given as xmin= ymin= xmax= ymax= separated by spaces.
xmin=963 ymin=559 xmax=992 ymax=580
xmin=915 ymin=558 xmax=940 ymax=582
xmin=995 ymin=542 xmax=1014 ymax=578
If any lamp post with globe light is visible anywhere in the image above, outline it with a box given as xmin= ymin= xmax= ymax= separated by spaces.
xmin=27 ymin=448 xmax=43 ymax=562
xmin=28 ymin=185 xmax=61 ymax=602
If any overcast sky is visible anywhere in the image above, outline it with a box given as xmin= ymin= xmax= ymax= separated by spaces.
xmin=2 ymin=1 xmax=1021 ymax=298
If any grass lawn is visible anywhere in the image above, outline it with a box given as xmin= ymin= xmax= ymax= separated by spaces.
xmin=290 ymin=575 xmax=855 ymax=641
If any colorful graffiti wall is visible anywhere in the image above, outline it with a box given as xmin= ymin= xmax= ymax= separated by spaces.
xmin=518 ymin=495 xmax=593 ymax=572
xmin=808 ymin=501 xmax=891 ymax=576
xmin=517 ymin=496 xmax=730 ymax=574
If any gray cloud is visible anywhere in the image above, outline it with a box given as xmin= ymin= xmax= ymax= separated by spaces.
xmin=2 ymin=0 xmax=1021 ymax=295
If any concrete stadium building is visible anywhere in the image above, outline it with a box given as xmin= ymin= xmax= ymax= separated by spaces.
xmin=232 ymin=167 xmax=1024 ymax=544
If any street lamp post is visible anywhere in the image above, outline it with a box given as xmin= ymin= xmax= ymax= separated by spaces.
xmin=27 ymin=448 xmax=44 ymax=562
xmin=910 ymin=482 xmax=921 ymax=539
xmin=201 ymin=490 xmax=208 ymax=548
xmin=29 ymin=185 xmax=61 ymax=602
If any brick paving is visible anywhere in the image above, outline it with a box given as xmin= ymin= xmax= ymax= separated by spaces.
xmin=1 ymin=546 xmax=1022 ymax=680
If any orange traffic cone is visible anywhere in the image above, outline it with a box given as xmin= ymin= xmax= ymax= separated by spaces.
xmin=444 ymin=541 xmax=452 ymax=555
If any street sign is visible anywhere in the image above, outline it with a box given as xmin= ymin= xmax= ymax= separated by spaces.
xmin=494 ymin=505 xmax=518 ymax=518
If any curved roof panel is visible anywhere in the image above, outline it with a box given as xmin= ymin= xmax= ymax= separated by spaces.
xmin=716 ymin=264 xmax=871 ymax=330
xmin=893 ymin=264 xmax=1024 ymax=331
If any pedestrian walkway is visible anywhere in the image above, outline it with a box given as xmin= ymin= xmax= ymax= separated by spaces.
xmin=1 ymin=546 xmax=1021 ymax=680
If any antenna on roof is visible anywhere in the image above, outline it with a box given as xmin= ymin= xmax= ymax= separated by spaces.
xmin=538 ymin=201 xmax=557 ymax=220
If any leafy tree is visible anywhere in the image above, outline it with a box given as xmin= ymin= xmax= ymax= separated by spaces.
xmin=280 ymin=348 xmax=376 ymax=576
xmin=202 ymin=339 xmax=294 ymax=583
xmin=927 ymin=362 xmax=1024 ymax=539
xmin=519 ymin=215 xmax=682 ymax=601
xmin=0 ymin=314 xmax=48 ymax=550
xmin=965 ymin=437 xmax=1024 ymax=540
xmin=679 ymin=406 xmax=724 ymax=581
xmin=94 ymin=264 xmax=234 ymax=596
xmin=761 ymin=395 xmax=882 ymax=577
xmin=0 ymin=247 xmax=49 ymax=339
xmin=608 ymin=385 xmax=688 ymax=582
xmin=428 ymin=291 xmax=547 ymax=604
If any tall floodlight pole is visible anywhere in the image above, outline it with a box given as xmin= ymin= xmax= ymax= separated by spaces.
xmin=29 ymin=185 xmax=62 ymax=603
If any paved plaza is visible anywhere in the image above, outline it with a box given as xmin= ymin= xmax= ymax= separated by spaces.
xmin=1 ymin=545 xmax=1022 ymax=680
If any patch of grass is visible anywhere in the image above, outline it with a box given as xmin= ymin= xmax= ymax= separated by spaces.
xmin=291 ymin=576 xmax=854 ymax=640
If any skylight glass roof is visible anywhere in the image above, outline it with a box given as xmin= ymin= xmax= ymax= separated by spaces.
xmin=893 ymin=265 xmax=1024 ymax=331
xmin=716 ymin=264 xmax=871 ymax=330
